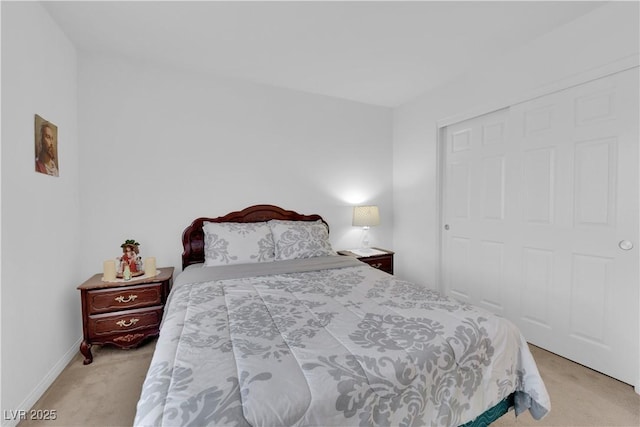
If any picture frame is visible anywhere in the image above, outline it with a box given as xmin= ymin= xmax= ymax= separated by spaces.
xmin=34 ymin=114 xmax=59 ymax=177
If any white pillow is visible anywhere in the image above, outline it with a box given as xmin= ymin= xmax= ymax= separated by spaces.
xmin=269 ymin=219 xmax=335 ymax=260
xmin=203 ymin=222 xmax=275 ymax=266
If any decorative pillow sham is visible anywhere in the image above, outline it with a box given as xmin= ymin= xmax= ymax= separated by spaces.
xmin=203 ymin=221 xmax=275 ymax=266
xmin=269 ymin=219 xmax=335 ymax=260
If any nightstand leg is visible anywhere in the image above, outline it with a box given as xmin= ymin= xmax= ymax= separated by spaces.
xmin=80 ymin=340 xmax=93 ymax=365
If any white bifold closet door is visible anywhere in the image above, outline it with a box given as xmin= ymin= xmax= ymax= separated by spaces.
xmin=442 ymin=68 xmax=639 ymax=386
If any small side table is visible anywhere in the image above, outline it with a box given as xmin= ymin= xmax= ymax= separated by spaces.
xmin=337 ymin=248 xmax=394 ymax=275
xmin=77 ymin=267 xmax=173 ymax=364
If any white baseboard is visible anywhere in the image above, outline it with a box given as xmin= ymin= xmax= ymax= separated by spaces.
xmin=1 ymin=337 xmax=82 ymax=427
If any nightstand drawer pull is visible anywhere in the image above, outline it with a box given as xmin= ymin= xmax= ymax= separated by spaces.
xmin=114 ymin=294 xmax=138 ymax=303
xmin=371 ymin=263 xmax=383 ymax=269
xmin=116 ymin=318 xmax=139 ymax=328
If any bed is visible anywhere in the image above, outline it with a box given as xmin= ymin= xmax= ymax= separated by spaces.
xmin=134 ymin=205 xmax=550 ymax=427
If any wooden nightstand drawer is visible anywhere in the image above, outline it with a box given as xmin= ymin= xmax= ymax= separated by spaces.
xmin=337 ymin=248 xmax=394 ymax=275
xmin=87 ymin=283 xmax=163 ymax=314
xmin=363 ymin=255 xmax=393 ymax=274
xmin=88 ymin=307 xmax=163 ymax=337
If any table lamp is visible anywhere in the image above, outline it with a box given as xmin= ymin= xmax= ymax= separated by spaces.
xmin=352 ymin=205 xmax=380 ymax=250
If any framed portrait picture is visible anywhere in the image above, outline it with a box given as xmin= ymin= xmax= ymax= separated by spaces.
xmin=34 ymin=114 xmax=59 ymax=177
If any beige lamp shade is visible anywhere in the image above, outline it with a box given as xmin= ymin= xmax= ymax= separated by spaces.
xmin=352 ymin=205 xmax=380 ymax=227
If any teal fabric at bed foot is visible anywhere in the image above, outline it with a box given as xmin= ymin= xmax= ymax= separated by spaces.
xmin=459 ymin=393 xmax=515 ymax=427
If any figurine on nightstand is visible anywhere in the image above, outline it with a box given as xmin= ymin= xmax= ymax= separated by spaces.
xmin=117 ymin=239 xmax=143 ymax=278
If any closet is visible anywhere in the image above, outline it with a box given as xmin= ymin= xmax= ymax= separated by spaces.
xmin=441 ymin=67 xmax=639 ymax=385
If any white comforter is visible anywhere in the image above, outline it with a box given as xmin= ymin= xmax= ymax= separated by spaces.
xmin=134 ymin=256 xmax=550 ymax=426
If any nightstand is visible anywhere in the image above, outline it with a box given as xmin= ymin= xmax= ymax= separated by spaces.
xmin=337 ymin=248 xmax=394 ymax=275
xmin=77 ymin=267 xmax=173 ymax=364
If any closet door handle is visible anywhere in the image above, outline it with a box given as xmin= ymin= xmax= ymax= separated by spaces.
xmin=619 ymin=240 xmax=634 ymax=251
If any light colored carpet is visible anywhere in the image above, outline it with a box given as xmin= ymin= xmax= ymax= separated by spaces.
xmin=19 ymin=341 xmax=640 ymax=427
xmin=493 ymin=346 xmax=640 ymax=426
xmin=18 ymin=340 xmax=156 ymax=427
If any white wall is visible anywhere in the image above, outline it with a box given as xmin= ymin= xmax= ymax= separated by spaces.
xmin=77 ymin=55 xmax=393 ymax=280
xmin=392 ymin=2 xmax=639 ymax=287
xmin=1 ymin=1 xmax=80 ymax=422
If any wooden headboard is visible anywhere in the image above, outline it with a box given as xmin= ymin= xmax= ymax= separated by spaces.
xmin=181 ymin=204 xmax=328 ymax=269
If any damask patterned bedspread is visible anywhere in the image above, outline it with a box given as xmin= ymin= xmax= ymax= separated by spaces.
xmin=134 ymin=256 xmax=550 ymax=427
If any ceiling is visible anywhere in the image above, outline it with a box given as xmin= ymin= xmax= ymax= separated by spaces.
xmin=41 ymin=1 xmax=606 ymax=107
